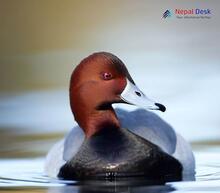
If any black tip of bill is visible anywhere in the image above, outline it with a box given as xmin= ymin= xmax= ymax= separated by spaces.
xmin=155 ymin=103 xmax=166 ymax=112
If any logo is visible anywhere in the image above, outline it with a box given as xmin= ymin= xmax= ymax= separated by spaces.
xmin=162 ymin=8 xmax=212 ymax=19
xmin=162 ymin=10 xmax=172 ymax=18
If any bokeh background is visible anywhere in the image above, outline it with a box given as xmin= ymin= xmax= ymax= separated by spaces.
xmin=0 ymin=0 xmax=220 ymax=157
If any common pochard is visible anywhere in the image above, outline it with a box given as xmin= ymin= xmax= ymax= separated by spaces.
xmin=45 ymin=52 xmax=195 ymax=181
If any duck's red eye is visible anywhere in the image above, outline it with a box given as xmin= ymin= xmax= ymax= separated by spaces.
xmin=102 ymin=72 xmax=113 ymax=80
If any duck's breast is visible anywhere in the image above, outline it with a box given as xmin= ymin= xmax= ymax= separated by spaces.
xmin=58 ymin=127 xmax=182 ymax=180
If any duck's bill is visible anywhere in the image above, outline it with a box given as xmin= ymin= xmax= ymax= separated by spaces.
xmin=120 ymin=79 xmax=166 ymax=112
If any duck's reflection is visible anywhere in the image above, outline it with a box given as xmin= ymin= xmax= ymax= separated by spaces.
xmin=48 ymin=172 xmax=195 ymax=193
xmin=48 ymin=179 xmax=176 ymax=193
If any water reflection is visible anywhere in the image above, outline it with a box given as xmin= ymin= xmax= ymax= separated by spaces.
xmin=48 ymin=180 xmax=175 ymax=193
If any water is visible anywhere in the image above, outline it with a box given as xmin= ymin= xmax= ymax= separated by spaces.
xmin=0 ymin=132 xmax=220 ymax=193
xmin=0 ymin=152 xmax=220 ymax=192
xmin=1 ymin=91 xmax=220 ymax=192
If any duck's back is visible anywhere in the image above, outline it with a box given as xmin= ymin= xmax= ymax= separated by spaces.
xmin=116 ymin=109 xmax=195 ymax=176
xmin=62 ymin=108 xmax=176 ymax=161
xmin=115 ymin=109 xmax=177 ymax=154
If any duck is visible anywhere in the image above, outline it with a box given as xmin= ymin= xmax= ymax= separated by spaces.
xmin=45 ymin=52 xmax=195 ymax=181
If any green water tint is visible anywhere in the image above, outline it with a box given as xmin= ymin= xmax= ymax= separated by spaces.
xmin=0 ymin=129 xmax=63 ymax=158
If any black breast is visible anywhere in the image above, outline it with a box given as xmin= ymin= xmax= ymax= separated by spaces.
xmin=58 ymin=128 xmax=182 ymax=181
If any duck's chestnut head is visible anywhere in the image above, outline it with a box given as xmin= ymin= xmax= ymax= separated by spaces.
xmin=70 ymin=52 xmax=131 ymax=112
xmin=70 ymin=52 xmax=165 ymax=134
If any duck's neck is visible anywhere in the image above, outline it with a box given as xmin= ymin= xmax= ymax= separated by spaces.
xmin=74 ymin=107 xmax=120 ymax=138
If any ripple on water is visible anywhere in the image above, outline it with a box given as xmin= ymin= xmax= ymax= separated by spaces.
xmin=0 ymin=151 xmax=220 ymax=192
